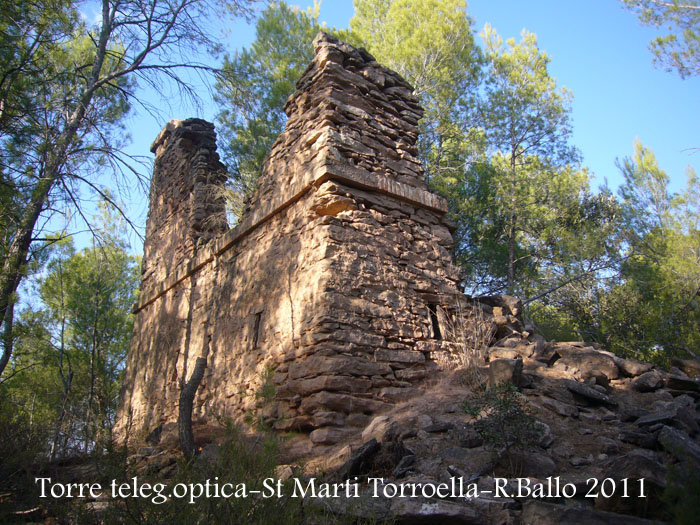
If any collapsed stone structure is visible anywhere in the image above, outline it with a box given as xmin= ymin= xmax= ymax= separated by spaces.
xmin=113 ymin=33 xmax=700 ymax=524
xmin=114 ymin=33 xmax=514 ymax=442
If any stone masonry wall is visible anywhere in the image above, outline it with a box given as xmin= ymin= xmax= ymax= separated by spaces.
xmin=142 ymin=119 xmax=228 ymax=287
xmin=115 ymin=34 xmax=492 ymax=445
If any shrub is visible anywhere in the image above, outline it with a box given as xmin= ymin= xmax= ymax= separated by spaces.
xmin=95 ymin=425 xmax=302 ymax=524
xmin=463 ymin=382 xmax=540 ymax=474
xmin=663 ymin=459 xmax=700 ymax=524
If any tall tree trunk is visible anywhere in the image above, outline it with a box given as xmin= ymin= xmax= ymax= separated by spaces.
xmin=85 ymin=279 xmax=100 ymax=453
xmin=0 ymin=7 xmax=111 ymax=379
xmin=507 ymin=154 xmax=517 ymax=294
xmin=0 ymin=297 xmax=16 ymax=377
xmin=0 ymin=175 xmax=55 ymax=377
xmin=50 ymin=385 xmax=72 ymax=461
xmin=51 ymin=256 xmax=72 ymax=461
xmin=508 ymin=214 xmax=515 ymax=294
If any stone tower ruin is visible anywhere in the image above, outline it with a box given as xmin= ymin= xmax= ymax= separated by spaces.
xmin=115 ymin=33 xmax=487 ymax=445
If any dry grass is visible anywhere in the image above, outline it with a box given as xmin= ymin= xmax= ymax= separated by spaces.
xmin=440 ymin=297 xmax=495 ymax=388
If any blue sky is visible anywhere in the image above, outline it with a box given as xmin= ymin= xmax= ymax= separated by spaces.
xmin=121 ymin=0 xmax=699 ymax=247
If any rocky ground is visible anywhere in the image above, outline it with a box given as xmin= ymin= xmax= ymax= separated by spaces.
xmin=127 ymin=321 xmax=700 ymax=524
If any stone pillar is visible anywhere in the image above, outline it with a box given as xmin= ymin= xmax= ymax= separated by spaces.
xmin=142 ymin=118 xmax=228 ymax=287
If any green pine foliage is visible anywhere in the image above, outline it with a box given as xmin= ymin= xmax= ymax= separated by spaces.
xmin=601 ymin=141 xmax=700 ymax=361
xmin=463 ymin=382 xmax=541 ymax=476
xmin=215 ymin=1 xmax=351 ymax=218
xmin=1 ymin=213 xmax=140 ymax=463
xmin=212 ymin=0 xmax=697 ymax=364
xmin=622 ymin=0 xmax=700 ymax=79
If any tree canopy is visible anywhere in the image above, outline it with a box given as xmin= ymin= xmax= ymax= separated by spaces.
xmin=3 ymin=209 xmax=139 ymax=460
xmin=351 ymin=0 xmax=483 ymax=189
xmin=0 ymin=0 xmax=256 ymax=379
xmin=210 ymin=0 xmax=696 ymax=364
xmin=622 ymin=0 xmax=700 ymax=78
xmin=215 ymin=1 xmax=332 ymax=215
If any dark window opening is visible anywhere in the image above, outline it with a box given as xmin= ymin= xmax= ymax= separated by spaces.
xmin=428 ymin=303 xmax=442 ymax=340
xmin=252 ymin=311 xmax=262 ymax=349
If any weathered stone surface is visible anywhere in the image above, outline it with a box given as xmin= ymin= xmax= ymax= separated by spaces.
xmin=616 ymin=357 xmax=652 ymax=377
xmin=507 ymin=450 xmax=556 ymax=477
xmin=273 ymin=415 xmax=313 ymax=431
xmin=670 ymin=357 xmax=700 ymax=378
xmin=676 ymin=406 xmax=700 ymax=435
xmin=618 ymin=430 xmax=657 ymax=449
xmin=145 ymin=425 xmax=163 ymax=446
xmin=604 ymin=449 xmax=667 ymax=488
xmin=289 ymin=356 xmax=392 ymax=380
xmin=392 ymin=454 xmax=416 ymax=477
xmin=303 ymin=492 xmax=391 ymax=522
xmin=597 ymin=436 xmax=621 ymax=455
xmin=597 ymin=449 xmax=667 ymax=516
xmin=565 ymin=379 xmax=618 ymax=407
xmin=540 ymin=396 xmax=579 ymax=418
xmin=389 ymin=498 xmax=484 ymax=524
xmin=301 ymin=391 xmax=389 ymax=415
xmin=334 ymin=438 xmax=381 ymax=480
xmin=634 ymin=409 xmax=677 ymax=427
xmin=672 ymin=393 xmax=696 ymax=410
xmin=522 ymin=500 xmax=659 ymax=525
xmin=488 ymin=358 xmax=523 ymax=387
xmin=630 ymin=370 xmax=665 ymax=392
xmin=362 ymin=415 xmax=394 ymax=443
xmin=309 ymin=427 xmax=356 ymax=445
xmin=423 ymin=421 xmax=454 ymax=433
xmin=114 ymin=32 xmax=491 ymax=439
xmin=453 ymin=425 xmax=484 ymax=448
xmin=666 ymin=375 xmax=700 ymax=392
xmin=312 ymin=411 xmax=346 ymax=427
xmin=619 ymin=407 xmax=649 ymax=422
xmin=378 ymin=387 xmax=424 ymax=403
xmin=376 ymin=349 xmax=425 ymax=364
xmin=298 ymin=375 xmax=372 ymax=395
xmin=488 ymin=347 xmax=521 ymax=360
xmin=439 ymin=447 xmax=493 ymax=475
xmin=535 ymin=421 xmax=555 ymax=449
xmin=657 ymin=425 xmax=700 ymax=464
xmin=553 ymin=350 xmax=619 ymax=381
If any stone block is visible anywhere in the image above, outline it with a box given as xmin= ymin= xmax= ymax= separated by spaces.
xmin=309 ymin=427 xmax=355 ymax=445
xmin=631 ymin=370 xmax=665 ymax=392
xmin=488 ymin=358 xmax=524 ymax=387
xmin=375 ymin=349 xmax=425 ymax=363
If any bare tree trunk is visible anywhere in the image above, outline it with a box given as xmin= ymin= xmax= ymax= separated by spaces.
xmin=508 ymin=215 xmax=515 ymax=294
xmin=0 ymin=0 xmax=254 ymax=382
xmin=0 ymin=298 xmax=16 ymax=377
xmin=507 ymin=153 xmax=517 ymax=295
xmin=50 ymin=387 xmax=71 ymax=461
xmin=0 ymin=196 xmax=47 ymax=378
xmin=178 ymin=357 xmax=206 ymax=459
xmin=50 ymin=257 xmax=72 ymax=462
xmin=0 ymin=129 xmax=83 ymax=380
xmin=85 ymin=276 xmax=101 ymax=454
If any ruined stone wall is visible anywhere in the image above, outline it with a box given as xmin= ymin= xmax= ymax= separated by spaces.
xmin=142 ymin=119 xmax=228 ymax=287
xmin=115 ymin=34 xmax=481 ymax=445
xmin=115 ymin=153 xmax=333 ymax=440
